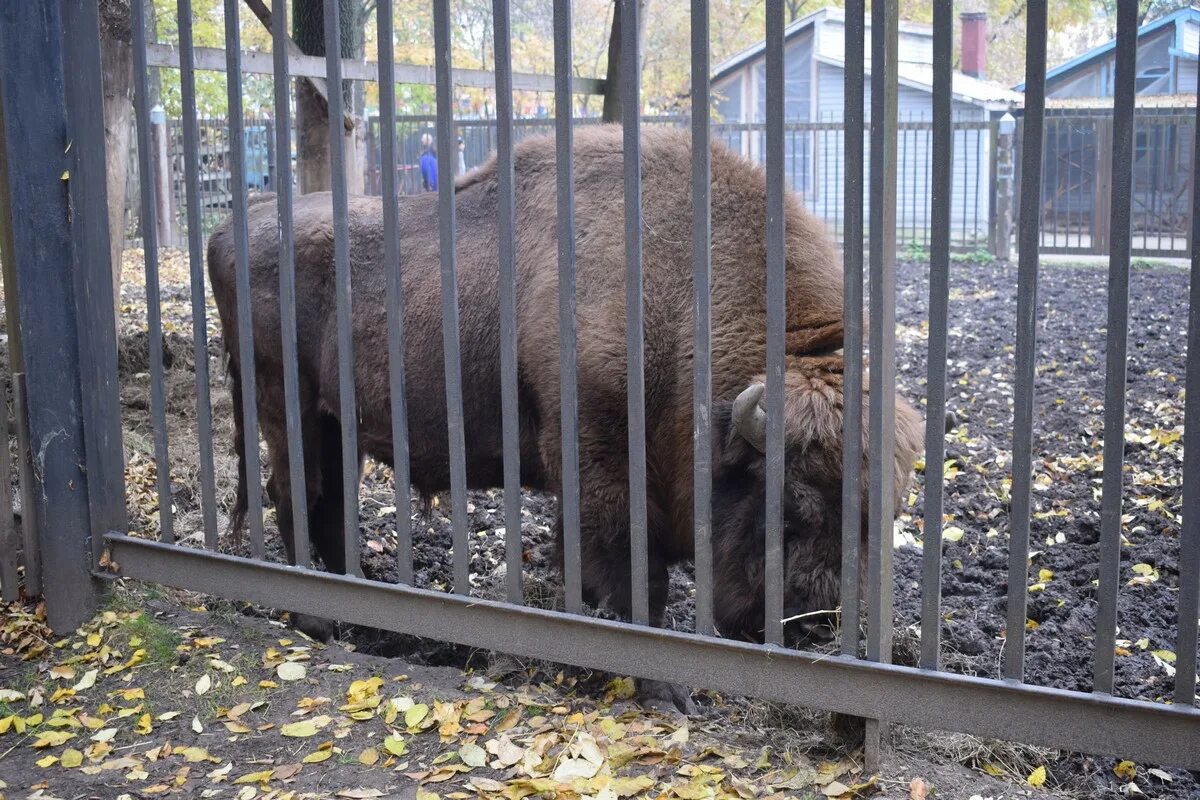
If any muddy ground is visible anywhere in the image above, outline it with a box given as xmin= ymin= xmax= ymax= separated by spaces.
xmin=3 ymin=249 xmax=1197 ymax=798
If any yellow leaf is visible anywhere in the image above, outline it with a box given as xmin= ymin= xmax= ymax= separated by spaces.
xmin=180 ymin=746 xmax=214 ymax=763
xmin=1114 ymin=761 xmax=1137 ymax=780
xmin=384 ymin=735 xmax=408 ymax=756
xmin=86 ymin=633 xmax=101 ymax=647
xmin=280 ymin=721 xmax=318 ymax=738
xmin=231 ymin=676 xmax=247 ymax=687
xmin=1152 ymin=650 xmax=1177 ymax=663
xmin=234 ymin=768 xmax=275 ymax=784
xmin=302 ymin=749 xmax=333 ymax=764
xmin=1027 ymin=765 xmax=1047 ymax=787
xmin=405 ymin=704 xmax=429 ymax=728
xmin=194 ymin=674 xmax=212 ymax=696
xmin=1038 ymin=569 xmax=1054 ymax=582
xmin=60 ymin=748 xmax=84 ymax=768
xmin=981 ymin=762 xmax=1004 ymax=777
xmin=941 ymin=526 xmax=965 ymax=543
xmin=37 ymin=754 xmax=59 ymax=768
xmin=133 ymin=713 xmax=152 ymax=735
xmin=358 ymin=747 xmax=380 ymax=766
xmin=32 ymin=730 xmax=75 ymax=748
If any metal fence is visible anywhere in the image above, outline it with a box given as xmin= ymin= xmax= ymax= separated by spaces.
xmin=1016 ymin=108 xmax=1197 ymax=258
xmin=0 ymin=0 xmax=1198 ymax=778
xmin=366 ymin=114 xmax=997 ymax=251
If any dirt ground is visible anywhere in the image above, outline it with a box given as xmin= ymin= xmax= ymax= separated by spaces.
xmin=0 ymin=589 xmax=1047 ymax=800
xmin=0 ymin=248 xmax=1196 ymax=798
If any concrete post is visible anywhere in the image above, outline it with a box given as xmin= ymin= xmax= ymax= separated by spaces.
xmin=995 ymin=112 xmax=1017 ymax=261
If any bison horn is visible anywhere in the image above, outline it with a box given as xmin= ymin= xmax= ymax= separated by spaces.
xmin=733 ymin=383 xmax=769 ymax=453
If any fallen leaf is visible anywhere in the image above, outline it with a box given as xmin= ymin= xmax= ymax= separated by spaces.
xmin=302 ymin=748 xmax=333 ymax=764
xmin=384 ymin=736 xmax=408 ymax=756
xmin=280 ymin=721 xmax=318 ymax=738
xmin=60 ymin=748 xmax=84 ymax=768
xmin=72 ymin=670 xmax=98 ymax=691
xmin=194 ymin=675 xmax=211 ymax=696
xmin=942 ymin=526 xmax=965 ymax=543
xmin=1115 ymin=761 xmax=1137 ymax=780
xmin=234 ymin=769 xmax=275 ymax=784
xmin=405 ymin=703 xmax=429 ymax=728
xmin=1028 ymin=765 xmax=1047 ymax=787
xmin=460 ymin=742 xmax=486 ymax=768
xmin=277 ymin=662 xmax=307 ymax=682
xmin=910 ymin=777 xmax=930 ymax=800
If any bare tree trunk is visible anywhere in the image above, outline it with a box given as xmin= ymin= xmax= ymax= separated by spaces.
xmin=601 ymin=0 xmax=648 ymax=124
xmin=292 ymin=0 xmax=364 ymax=194
xmin=101 ymin=0 xmax=134 ymax=323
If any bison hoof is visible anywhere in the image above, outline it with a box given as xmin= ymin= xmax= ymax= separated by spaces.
xmin=637 ymin=678 xmax=699 ymax=716
xmin=290 ymin=612 xmax=337 ymax=643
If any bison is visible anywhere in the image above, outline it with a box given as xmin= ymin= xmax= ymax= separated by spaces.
xmin=208 ymin=126 xmax=921 ymax=705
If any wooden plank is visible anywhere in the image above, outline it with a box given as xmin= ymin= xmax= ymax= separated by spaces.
xmin=145 ymin=43 xmax=606 ymax=96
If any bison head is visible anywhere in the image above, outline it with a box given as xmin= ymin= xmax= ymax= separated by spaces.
xmin=709 ymin=358 xmax=922 ymax=646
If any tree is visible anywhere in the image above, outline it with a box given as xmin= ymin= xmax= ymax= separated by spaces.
xmin=101 ymin=0 xmax=134 ymax=324
xmin=292 ymin=0 xmax=368 ymax=194
xmin=601 ymin=0 xmax=648 ymax=123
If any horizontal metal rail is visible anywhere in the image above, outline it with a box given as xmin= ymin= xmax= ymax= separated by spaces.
xmin=145 ymin=42 xmax=605 ymax=94
xmin=104 ymin=535 xmax=1200 ymax=770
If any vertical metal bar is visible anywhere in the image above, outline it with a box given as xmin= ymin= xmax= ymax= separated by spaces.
xmin=554 ymin=0 xmax=583 ymax=614
xmin=433 ymin=0 xmax=470 ymax=594
xmin=1003 ymin=0 xmax=1047 ymax=682
xmin=974 ymin=127 xmax=983 ymax=245
xmin=691 ymin=0 xmax=714 ymax=637
xmin=1175 ymin=56 xmax=1200 ymax=708
xmin=763 ymin=0 xmax=786 ymax=648
xmin=0 ymin=387 xmax=17 ymax=601
xmin=133 ymin=0 xmax=174 ymax=543
xmin=621 ymin=0 xmax=649 ymax=626
xmin=13 ymin=374 xmax=40 ymax=596
xmin=178 ymin=0 xmax=220 ymax=550
xmin=493 ymin=0 xmax=522 ymax=604
xmin=1094 ymin=0 xmax=1137 ymax=695
xmin=840 ymin=0 xmax=865 ymax=658
xmin=223 ymin=0 xmax=265 ymax=557
xmin=324 ymin=0 xmax=361 ymax=576
xmin=920 ymin=0 xmax=953 ymax=672
xmin=272 ymin=0 xmax=310 ymax=567
xmin=865 ymin=0 xmax=899 ymax=769
xmin=378 ymin=0 xmax=412 ymax=583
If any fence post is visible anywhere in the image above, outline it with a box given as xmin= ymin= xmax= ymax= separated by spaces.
xmin=994 ymin=113 xmax=1016 ymax=261
xmin=0 ymin=0 xmax=125 ymax=631
xmin=151 ymin=104 xmax=177 ymax=247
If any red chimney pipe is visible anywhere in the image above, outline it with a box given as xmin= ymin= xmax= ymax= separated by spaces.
xmin=961 ymin=11 xmax=987 ymax=79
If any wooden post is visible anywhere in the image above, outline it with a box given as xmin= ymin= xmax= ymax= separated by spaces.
xmin=151 ymin=104 xmax=176 ymax=246
xmin=995 ymin=113 xmax=1016 ymax=261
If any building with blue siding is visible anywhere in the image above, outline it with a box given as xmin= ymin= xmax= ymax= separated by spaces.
xmin=709 ymin=7 xmax=1020 ymax=248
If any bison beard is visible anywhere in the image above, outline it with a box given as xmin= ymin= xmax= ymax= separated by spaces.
xmin=208 ymin=126 xmax=922 ymax=712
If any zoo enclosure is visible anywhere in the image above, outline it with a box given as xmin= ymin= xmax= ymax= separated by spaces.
xmin=129 ymin=104 xmax=1200 ymax=260
xmin=1 ymin=0 xmax=1199 ymax=777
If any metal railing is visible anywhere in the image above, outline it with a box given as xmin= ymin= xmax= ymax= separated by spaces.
xmin=0 ymin=0 xmax=1198 ymax=778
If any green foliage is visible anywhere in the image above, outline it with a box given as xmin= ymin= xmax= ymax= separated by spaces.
xmin=951 ymin=248 xmax=997 ymax=265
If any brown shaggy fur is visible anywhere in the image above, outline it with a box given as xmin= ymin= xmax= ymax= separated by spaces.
xmin=208 ymin=125 xmax=921 ymax=642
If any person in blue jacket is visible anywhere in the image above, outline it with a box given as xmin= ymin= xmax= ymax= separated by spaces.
xmin=419 ymin=132 xmax=437 ymax=191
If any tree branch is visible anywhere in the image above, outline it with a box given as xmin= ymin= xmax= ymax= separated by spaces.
xmin=242 ymin=0 xmax=355 ymax=131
